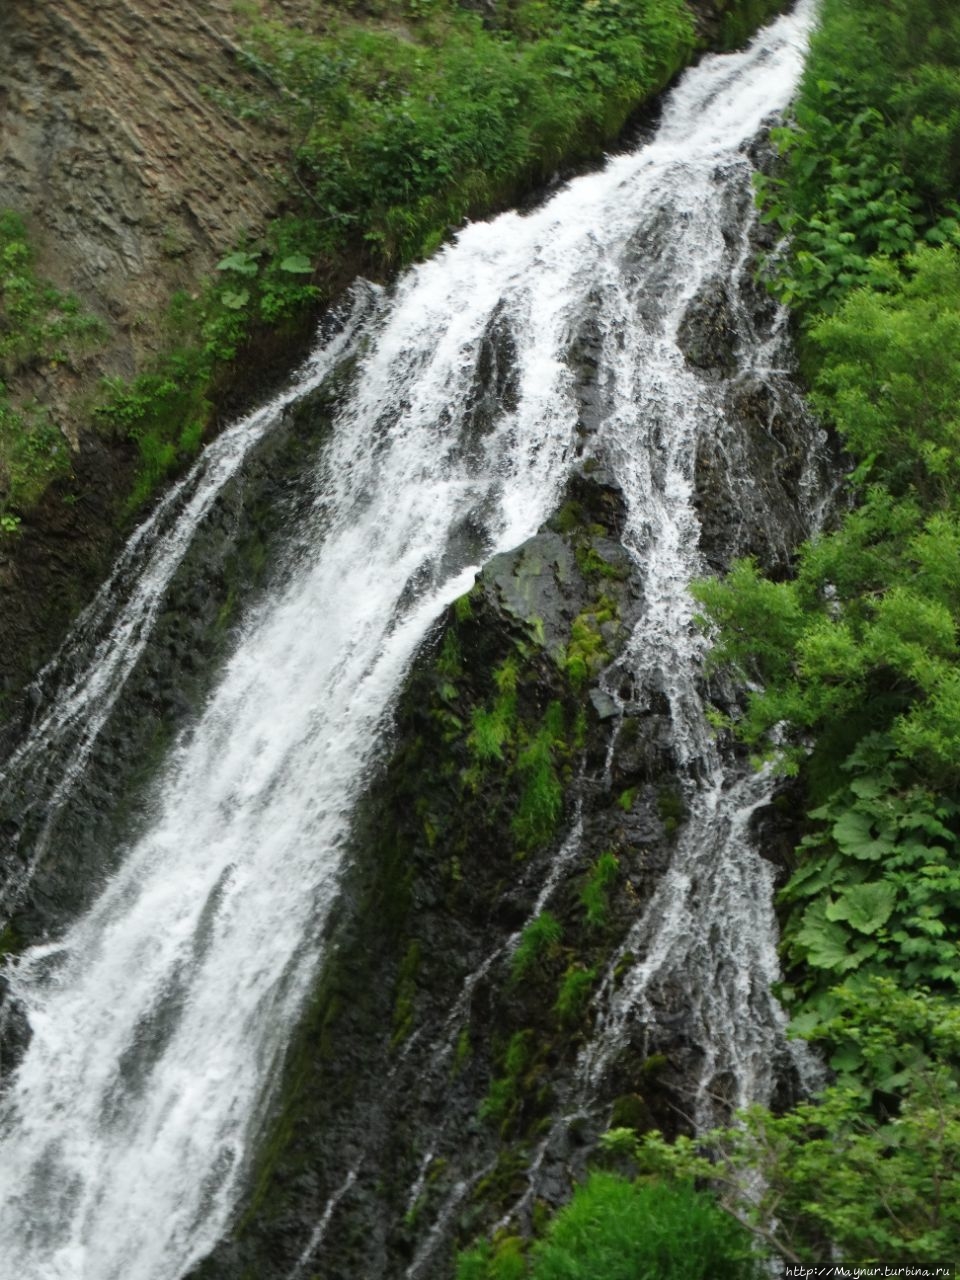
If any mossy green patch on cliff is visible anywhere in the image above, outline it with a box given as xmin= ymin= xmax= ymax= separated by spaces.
xmin=392 ymin=938 xmax=423 ymax=1047
xmin=0 ymin=210 xmax=105 ymax=532
xmin=511 ymin=912 xmax=563 ymax=981
xmin=580 ymin=851 xmax=620 ymax=929
xmin=479 ymin=1030 xmax=536 ymax=1127
xmin=562 ymin=595 xmax=619 ymax=687
xmin=553 ymin=963 xmax=598 ymax=1025
xmin=512 ymin=703 xmax=567 ymax=854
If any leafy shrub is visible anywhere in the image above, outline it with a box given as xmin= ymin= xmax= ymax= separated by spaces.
xmin=779 ymin=736 xmax=960 ymax=1019
xmin=457 ymin=1174 xmax=760 ymax=1279
xmin=694 ymin=1 xmax=960 ymax=1112
xmin=756 ymin=0 xmax=960 ymax=312
xmin=238 ymin=0 xmax=696 ymax=268
xmin=629 ymin=984 xmax=960 ymax=1268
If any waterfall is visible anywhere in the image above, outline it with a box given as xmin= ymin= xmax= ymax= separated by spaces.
xmin=0 ymin=4 xmax=821 ymax=1277
xmin=0 ymin=284 xmax=379 ymax=926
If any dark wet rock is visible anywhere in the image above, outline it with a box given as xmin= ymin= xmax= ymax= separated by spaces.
xmin=463 ymin=307 xmax=520 ymax=452
xmin=750 ymin=779 xmax=808 ymax=883
xmin=694 ymin=373 xmax=832 ymax=576
xmin=186 ymin=387 xmax=823 ymax=1278
xmin=677 ymin=278 xmax=738 ymax=376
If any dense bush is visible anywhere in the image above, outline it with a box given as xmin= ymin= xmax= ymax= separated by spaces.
xmin=755 ymin=0 xmax=960 ymax=311
xmin=456 ymin=1174 xmax=760 ymax=1280
xmin=696 ymin=0 xmax=960 ymax=1032
xmin=239 ymin=0 xmax=696 ymax=266
xmin=630 ymin=983 xmax=960 ymax=1268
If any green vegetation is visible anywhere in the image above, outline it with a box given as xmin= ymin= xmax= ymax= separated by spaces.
xmin=465 ymin=661 xmax=568 ymax=857
xmin=235 ymin=0 xmax=696 ymax=267
xmin=754 ymin=0 xmax=960 ymax=312
xmin=93 ymin=227 xmax=322 ymax=512
xmin=511 ymin=912 xmax=563 ymax=981
xmin=512 ymin=702 xmax=566 ymax=852
xmin=553 ymin=963 xmax=597 ymax=1025
xmin=623 ymin=983 xmax=960 ymax=1267
xmin=579 ymin=851 xmax=619 ymax=928
xmin=695 ymin=0 xmax=960 ymax=1030
xmin=574 ymin=542 xmax=626 ymax=582
xmin=562 ymin=596 xmax=618 ymax=687
xmin=457 ymin=1173 xmax=760 ymax=1279
xmin=479 ymin=1030 xmax=534 ymax=1127
xmin=469 ymin=658 xmax=519 ymax=762
xmin=0 ymin=211 xmax=104 ymax=529
xmin=677 ymin=0 xmax=960 ymax=1267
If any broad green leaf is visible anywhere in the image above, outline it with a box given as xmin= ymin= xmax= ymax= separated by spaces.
xmin=846 ymin=938 xmax=879 ymax=968
xmin=279 ymin=253 xmax=313 ymax=274
xmin=221 ymin=289 xmax=250 ymax=310
xmin=832 ymin=809 xmax=892 ymax=860
xmin=849 ymin=774 xmax=886 ymax=800
xmin=216 ymin=251 xmax=260 ymax=276
xmin=796 ymin=900 xmax=852 ymax=969
xmin=781 ymin=853 xmax=843 ymax=901
xmin=830 ymin=1042 xmax=864 ymax=1074
xmin=787 ymin=1009 xmax=824 ymax=1038
xmin=829 ymin=881 xmax=897 ymax=935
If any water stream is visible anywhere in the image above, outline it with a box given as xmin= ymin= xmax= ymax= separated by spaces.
xmin=0 ymin=4 xmax=822 ymax=1276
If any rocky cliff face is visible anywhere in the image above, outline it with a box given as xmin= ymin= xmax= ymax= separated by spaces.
xmin=186 ymin=231 xmax=827 ymax=1276
xmin=0 ymin=197 xmax=827 ymax=1272
xmin=1 ymin=0 xmax=287 ymax=386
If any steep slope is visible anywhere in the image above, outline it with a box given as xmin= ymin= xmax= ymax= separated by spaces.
xmin=0 ymin=0 xmax=791 ymax=719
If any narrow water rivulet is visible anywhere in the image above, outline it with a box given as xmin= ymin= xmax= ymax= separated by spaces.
xmin=0 ymin=5 xmax=829 ymax=1277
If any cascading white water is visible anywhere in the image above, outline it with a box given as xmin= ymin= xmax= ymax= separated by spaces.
xmin=569 ymin=4 xmax=825 ymax=1123
xmin=0 ymin=4 xmax=820 ymax=1277
xmin=0 ymin=283 xmax=379 ymax=920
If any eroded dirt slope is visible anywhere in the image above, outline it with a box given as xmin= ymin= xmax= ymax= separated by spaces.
xmin=0 ymin=0 xmax=297 ymax=383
